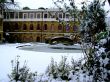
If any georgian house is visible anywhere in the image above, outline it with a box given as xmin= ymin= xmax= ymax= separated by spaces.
xmin=3 ymin=9 xmax=80 ymax=43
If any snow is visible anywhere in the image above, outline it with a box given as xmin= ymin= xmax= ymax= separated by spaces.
xmin=0 ymin=43 xmax=83 ymax=81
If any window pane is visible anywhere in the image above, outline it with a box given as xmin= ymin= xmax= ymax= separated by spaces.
xmin=66 ymin=24 xmax=70 ymax=32
xmin=15 ymin=12 xmax=19 ymax=18
xmin=44 ymin=14 xmax=47 ymax=18
xmin=10 ymin=12 xmax=14 ymax=18
xmin=58 ymin=24 xmax=62 ymax=30
xmin=59 ymin=13 xmax=62 ymax=18
xmin=37 ymin=13 xmax=40 ymax=18
xmin=44 ymin=24 xmax=47 ymax=30
xmin=23 ymin=24 xmax=27 ymax=30
xmin=30 ymin=24 xmax=34 ymax=30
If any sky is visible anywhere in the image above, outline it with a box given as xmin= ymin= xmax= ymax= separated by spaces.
xmin=15 ymin=0 xmax=109 ymax=9
xmin=15 ymin=0 xmax=110 ymax=16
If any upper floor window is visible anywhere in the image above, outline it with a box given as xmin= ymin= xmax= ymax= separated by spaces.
xmin=65 ymin=13 xmax=70 ymax=18
xmin=15 ymin=12 xmax=19 ymax=18
xmin=30 ymin=24 xmax=34 ymax=30
xmin=29 ymin=13 xmax=34 ymax=18
xmin=58 ymin=13 xmax=63 ymax=18
xmin=23 ymin=13 xmax=28 ymax=19
xmin=44 ymin=13 xmax=48 ymax=18
xmin=37 ymin=24 xmax=40 ymax=30
xmin=44 ymin=24 xmax=47 ymax=30
xmin=23 ymin=24 xmax=27 ymax=30
xmin=36 ymin=13 xmax=41 ymax=18
xmin=58 ymin=24 xmax=62 ymax=30
xmin=10 ymin=12 xmax=14 ymax=18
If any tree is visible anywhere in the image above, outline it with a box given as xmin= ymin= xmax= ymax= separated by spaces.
xmin=8 ymin=56 xmax=37 ymax=82
xmin=23 ymin=6 xmax=30 ymax=10
xmin=80 ymin=0 xmax=110 ymax=82
xmin=0 ymin=0 xmax=16 ymax=10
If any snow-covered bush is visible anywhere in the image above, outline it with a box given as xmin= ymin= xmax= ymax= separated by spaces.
xmin=8 ymin=56 xmax=37 ymax=82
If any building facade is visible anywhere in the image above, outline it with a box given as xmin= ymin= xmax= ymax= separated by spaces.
xmin=0 ymin=13 xmax=3 ymax=43
xmin=3 ymin=9 xmax=80 ymax=43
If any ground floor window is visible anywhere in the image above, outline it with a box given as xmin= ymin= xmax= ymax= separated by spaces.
xmin=23 ymin=24 xmax=27 ymax=30
xmin=30 ymin=24 xmax=34 ymax=30
xmin=0 ymin=34 xmax=1 ymax=40
xmin=36 ymin=37 xmax=40 ymax=42
xmin=58 ymin=24 xmax=62 ymax=31
xmin=37 ymin=24 xmax=40 ymax=30
xmin=44 ymin=24 xmax=47 ymax=30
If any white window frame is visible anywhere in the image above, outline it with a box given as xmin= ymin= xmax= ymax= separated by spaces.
xmin=14 ymin=12 xmax=19 ymax=19
xmin=43 ymin=13 xmax=48 ymax=18
xmin=36 ymin=13 xmax=41 ymax=19
xmin=29 ymin=13 xmax=34 ymax=19
xmin=23 ymin=13 xmax=28 ymax=19
xmin=58 ymin=13 xmax=63 ymax=18
xmin=65 ymin=13 xmax=70 ymax=19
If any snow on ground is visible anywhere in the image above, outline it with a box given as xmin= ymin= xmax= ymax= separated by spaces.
xmin=0 ymin=43 xmax=83 ymax=81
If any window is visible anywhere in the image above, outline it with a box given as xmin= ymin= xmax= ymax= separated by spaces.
xmin=23 ymin=24 xmax=27 ymax=30
xmin=44 ymin=24 xmax=47 ymax=30
xmin=19 ymin=12 xmax=23 ymax=18
xmin=30 ymin=24 xmax=34 ymax=30
xmin=51 ymin=24 xmax=54 ymax=31
xmin=0 ymin=34 xmax=1 ymax=40
xmin=15 ymin=12 xmax=19 ymax=18
xmin=37 ymin=24 xmax=40 ymax=30
xmin=58 ymin=24 xmax=62 ymax=30
xmin=58 ymin=13 xmax=62 ymax=18
xmin=0 ymin=19 xmax=2 ymax=26
xmin=6 ymin=13 xmax=10 ymax=19
xmin=36 ymin=13 xmax=41 ymax=18
xmin=73 ymin=25 xmax=78 ymax=31
xmin=65 ymin=14 xmax=69 ymax=18
xmin=66 ymin=24 xmax=70 ymax=32
xmin=10 ymin=12 xmax=14 ymax=18
xmin=29 ymin=13 xmax=34 ymax=18
xmin=44 ymin=13 xmax=48 ymax=18
xmin=36 ymin=37 xmax=40 ymax=42
xmin=14 ymin=23 xmax=19 ymax=30
xmin=23 ymin=13 xmax=28 ymax=19
xmin=3 ymin=12 xmax=7 ymax=19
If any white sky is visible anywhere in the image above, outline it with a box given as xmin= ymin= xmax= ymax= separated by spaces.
xmin=15 ymin=0 xmax=110 ymax=16
xmin=15 ymin=0 xmax=110 ymax=9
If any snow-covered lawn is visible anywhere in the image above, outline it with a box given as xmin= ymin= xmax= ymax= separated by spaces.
xmin=0 ymin=43 xmax=83 ymax=81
